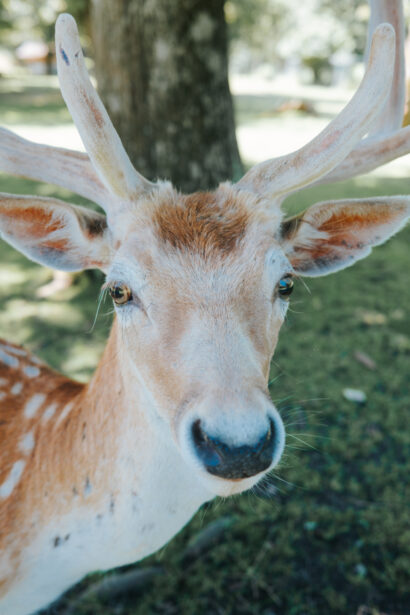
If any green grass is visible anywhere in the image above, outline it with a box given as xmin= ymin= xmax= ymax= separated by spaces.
xmin=0 ymin=75 xmax=71 ymax=126
xmin=1 ymin=78 xmax=409 ymax=615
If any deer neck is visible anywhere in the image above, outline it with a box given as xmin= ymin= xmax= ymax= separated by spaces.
xmin=75 ymin=318 xmax=211 ymax=511
xmin=6 ymin=320 xmax=211 ymax=581
xmin=0 ymin=323 xmax=211 ymax=612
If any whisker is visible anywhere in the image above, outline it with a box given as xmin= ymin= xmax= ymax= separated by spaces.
xmin=88 ymin=286 xmax=109 ymax=332
xmin=289 ymin=431 xmax=332 ymax=439
xmin=287 ymin=433 xmax=321 ymax=452
xmin=272 ymin=394 xmax=295 ymax=405
xmin=293 ymin=273 xmax=311 ymax=295
xmin=268 ymin=374 xmax=282 ymax=387
xmin=269 ymin=472 xmax=304 ymax=490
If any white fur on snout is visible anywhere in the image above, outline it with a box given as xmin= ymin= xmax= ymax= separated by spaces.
xmin=192 ymin=389 xmax=273 ymax=448
xmin=177 ymin=396 xmax=285 ymax=497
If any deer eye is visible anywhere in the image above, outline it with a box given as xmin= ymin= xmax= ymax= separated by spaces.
xmin=109 ymin=283 xmax=133 ymax=306
xmin=278 ymin=276 xmax=294 ymax=300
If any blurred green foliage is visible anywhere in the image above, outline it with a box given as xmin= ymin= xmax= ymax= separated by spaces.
xmin=225 ymin=0 xmax=371 ymax=74
xmin=0 ymin=0 xmax=11 ymax=31
xmin=0 ymin=1 xmax=378 ymax=74
xmin=2 ymin=1 xmax=408 ymax=86
xmin=0 ymin=0 xmax=90 ymax=45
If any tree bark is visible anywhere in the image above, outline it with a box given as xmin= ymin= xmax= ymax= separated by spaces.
xmin=90 ymin=0 xmax=242 ymax=193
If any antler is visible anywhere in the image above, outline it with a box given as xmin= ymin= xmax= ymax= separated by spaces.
xmin=0 ymin=127 xmax=108 ymax=206
xmin=55 ymin=13 xmax=154 ymax=206
xmin=0 ymin=14 xmax=154 ymax=220
xmin=288 ymin=0 xmax=408 ymax=190
xmin=316 ymin=126 xmax=410 ymax=186
xmin=366 ymin=0 xmax=405 ymax=137
xmin=236 ymin=23 xmax=396 ymax=200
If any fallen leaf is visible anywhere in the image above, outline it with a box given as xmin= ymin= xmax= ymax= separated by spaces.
xmin=343 ymin=388 xmax=367 ymax=403
xmin=390 ymin=308 xmax=405 ymax=321
xmin=390 ymin=334 xmax=410 ymax=351
xmin=354 ymin=350 xmax=376 ymax=370
xmin=357 ymin=310 xmax=387 ymax=325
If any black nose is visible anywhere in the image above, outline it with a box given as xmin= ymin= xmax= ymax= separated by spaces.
xmin=191 ymin=419 xmax=275 ymax=480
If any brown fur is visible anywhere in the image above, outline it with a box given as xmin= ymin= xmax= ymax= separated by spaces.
xmin=0 ymin=331 xmax=123 ymax=591
xmin=317 ymin=204 xmax=393 ymax=236
xmin=0 ymin=204 xmax=61 ymax=239
xmin=283 ymin=201 xmax=405 ymax=270
xmin=153 ymin=192 xmax=249 ymax=257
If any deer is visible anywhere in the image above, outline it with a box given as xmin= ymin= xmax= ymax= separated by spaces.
xmin=0 ymin=2 xmax=409 ymax=613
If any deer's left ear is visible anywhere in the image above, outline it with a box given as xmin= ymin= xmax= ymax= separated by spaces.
xmin=280 ymin=197 xmax=410 ymax=277
xmin=0 ymin=193 xmax=111 ymax=271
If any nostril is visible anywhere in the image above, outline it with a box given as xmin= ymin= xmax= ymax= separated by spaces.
xmin=192 ymin=419 xmax=222 ymax=468
xmin=191 ymin=418 xmax=276 ymax=480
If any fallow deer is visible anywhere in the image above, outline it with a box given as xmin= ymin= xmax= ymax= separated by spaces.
xmin=1 ymin=2 xmax=410 ymax=614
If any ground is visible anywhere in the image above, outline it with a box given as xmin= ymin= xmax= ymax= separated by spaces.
xmin=0 ymin=74 xmax=409 ymax=615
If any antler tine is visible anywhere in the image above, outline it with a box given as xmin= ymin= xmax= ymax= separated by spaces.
xmin=316 ymin=126 xmax=410 ymax=186
xmin=288 ymin=0 xmax=408 ymax=190
xmin=366 ymin=0 xmax=406 ymax=136
xmin=0 ymin=127 xmax=109 ymax=206
xmin=55 ymin=13 xmax=154 ymax=209
xmin=236 ymin=24 xmax=396 ymax=200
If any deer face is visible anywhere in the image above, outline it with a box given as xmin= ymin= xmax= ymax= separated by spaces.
xmin=105 ymin=185 xmax=288 ymax=494
xmin=1 ymin=15 xmax=409 ymax=498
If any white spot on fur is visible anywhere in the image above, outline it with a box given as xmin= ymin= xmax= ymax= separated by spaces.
xmin=1 ymin=343 xmax=27 ymax=357
xmin=23 ymin=365 xmax=40 ymax=379
xmin=19 ymin=431 xmax=35 ymax=454
xmin=42 ymin=402 xmax=58 ymax=422
xmin=0 ymin=391 xmax=6 ymax=401
xmin=0 ymin=348 xmax=19 ymax=368
xmin=0 ymin=460 xmax=26 ymax=498
xmin=11 ymin=382 xmax=23 ymax=395
xmin=56 ymin=401 xmax=74 ymax=425
xmin=24 ymin=393 xmax=46 ymax=418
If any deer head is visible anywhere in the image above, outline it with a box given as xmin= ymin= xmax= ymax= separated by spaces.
xmin=0 ymin=12 xmax=409 ymax=497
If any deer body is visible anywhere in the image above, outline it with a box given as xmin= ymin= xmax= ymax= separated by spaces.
xmin=1 ymin=4 xmax=410 ymax=614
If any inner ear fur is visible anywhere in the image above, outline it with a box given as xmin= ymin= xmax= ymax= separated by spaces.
xmin=0 ymin=193 xmax=111 ymax=272
xmin=280 ymin=197 xmax=410 ymax=277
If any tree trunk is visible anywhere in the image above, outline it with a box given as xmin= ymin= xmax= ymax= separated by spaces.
xmin=90 ymin=0 xmax=242 ymax=193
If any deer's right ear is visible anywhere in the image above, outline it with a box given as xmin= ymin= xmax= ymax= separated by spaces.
xmin=280 ymin=197 xmax=410 ymax=277
xmin=0 ymin=193 xmax=111 ymax=271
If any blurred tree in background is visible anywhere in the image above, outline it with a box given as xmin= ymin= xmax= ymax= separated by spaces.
xmin=0 ymin=1 xmax=408 ymax=184
xmin=90 ymin=0 xmax=242 ymax=192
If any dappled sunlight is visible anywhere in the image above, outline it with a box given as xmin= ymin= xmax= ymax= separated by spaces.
xmin=3 ymin=74 xmax=410 ymax=182
xmin=1 ymin=297 xmax=84 ymax=326
xmin=61 ymin=338 xmax=108 ymax=383
xmin=0 ymin=220 xmax=109 ymax=379
xmin=0 ymin=264 xmax=35 ymax=288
